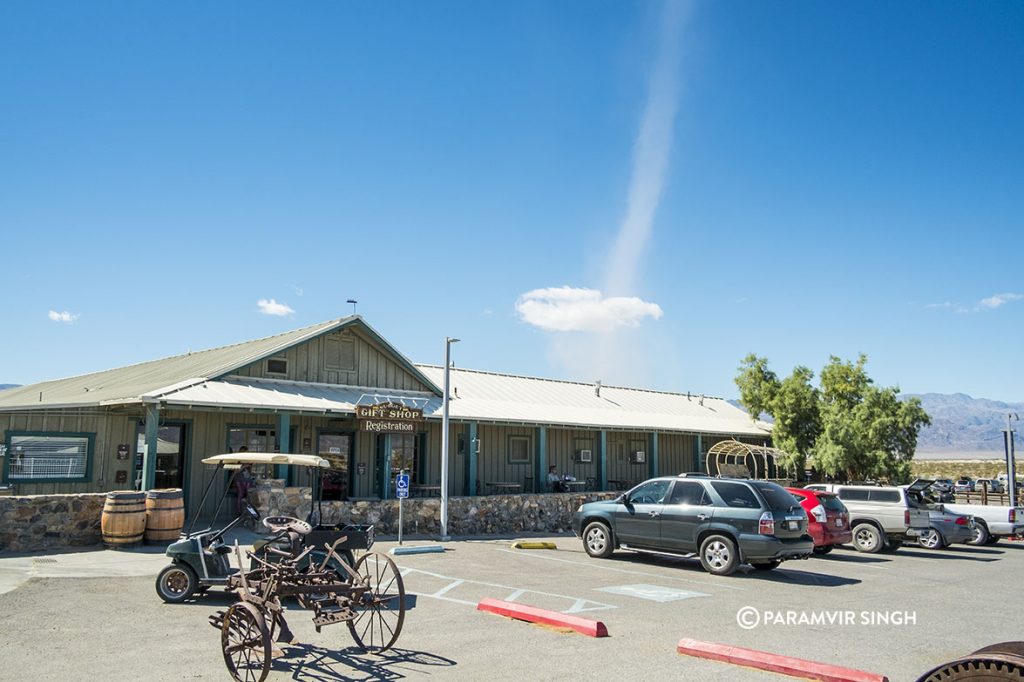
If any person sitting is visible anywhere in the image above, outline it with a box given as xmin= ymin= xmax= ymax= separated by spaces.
xmin=547 ymin=465 xmax=566 ymax=493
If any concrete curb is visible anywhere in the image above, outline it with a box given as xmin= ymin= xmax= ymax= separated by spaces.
xmin=510 ymin=541 xmax=557 ymax=550
xmin=389 ymin=545 xmax=445 ymax=556
xmin=477 ymin=598 xmax=608 ymax=637
xmin=676 ymin=638 xmax=889 ymax=682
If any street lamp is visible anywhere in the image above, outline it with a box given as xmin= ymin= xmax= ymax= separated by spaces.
xmin=1005 ymin=413 xmax=1019 ymax=504
xmin=440 ymin=336 xmax=460 ymax=540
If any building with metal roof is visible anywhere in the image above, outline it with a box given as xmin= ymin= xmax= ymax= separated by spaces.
xmin=0 ymin=316 xmax=769 ymax=512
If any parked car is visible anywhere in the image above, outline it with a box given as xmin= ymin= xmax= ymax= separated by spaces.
xmin=786 ymin=487 xmax=852 ymax=555
xmin=927 ymin=481 xmax=956 ymax=503
xmin=953 ymin=478 xmax=975 ymax=493
xmin=804 ymin=481 xmax=931 ymax=553
xmin=940 ymin=500 xmax=1024 ymax=545
xmin=975 ymin=478 xmax=1004 ymax=494
xmin=904 ymin=487 xmax=975 ymax=549
xmin=931 ymin=479 xmax=954 ymax=493
xmin=572 ymin=475 xmax=814 ymax=576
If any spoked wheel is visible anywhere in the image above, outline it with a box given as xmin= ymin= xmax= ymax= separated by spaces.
xmin=347 ymin=552 xmax=406 ymax=653
xmin=221 ymin=602 xmax=271 ymax=682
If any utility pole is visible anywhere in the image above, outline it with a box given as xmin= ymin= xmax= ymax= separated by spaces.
xmin=1004 ymin=414 xmax=1018 ymax=505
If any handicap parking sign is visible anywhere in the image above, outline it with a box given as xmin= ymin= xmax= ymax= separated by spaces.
xmin=396 ymin=473 xmax=410 ymax=499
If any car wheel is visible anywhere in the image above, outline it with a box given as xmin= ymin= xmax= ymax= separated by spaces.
xmin=155 ymin=563 xmax=198 ymax=604
xmin=967 ymin=522 xmax=989 ymax=546
xmin=699 ymin=535 xmax=739 ymax=576
xmin=984 ymin=535 xmax=1000 ymax=546
xmin=918 ymin=529 xmax=945 ymax=550
xmin=812 ymin=546 xmax=833 ymax=555
xmin=751 ymin=560 xmax=781 ymax=571
xmin=582 ymin=521 xmax=615 ymax=558
xmin=851 ymin=524 xmax=884 ymax=554
xmin=879 ymin=535 xmax=902 ymax=553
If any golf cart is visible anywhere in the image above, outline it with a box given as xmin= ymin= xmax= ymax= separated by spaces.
xmin=155 ymin=452 xmax=374 ymax=604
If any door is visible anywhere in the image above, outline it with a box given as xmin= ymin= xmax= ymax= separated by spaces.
xmin=317 ymin=432 xmax=352 ymax=501
xmin=135 ymin=423 xmax=186 ymax=490
xmin=660 ymin=480 xmax=713 ymax=552
xmin=613 ymin=479 xmax=671 ymax=547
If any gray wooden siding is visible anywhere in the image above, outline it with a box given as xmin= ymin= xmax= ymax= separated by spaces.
xmin=0 ymin=409 xmax=137 ymax=496
xmin=658 ymin=433 xmax=696 ymax=476
xmin=474 ymin=424 xmax=537 ymax=492
xmin=232 ymin=328 xmax=432 ymax=392
xmin=606 ymin=432 xmax=650 ymax=488
xmin=545 ymin=428 xmax=599 ymax=490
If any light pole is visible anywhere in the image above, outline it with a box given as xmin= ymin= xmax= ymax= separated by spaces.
xmin=1005 ymin=413 xmax=1019 ymax=505
xmin=440 ymin=336 xmax=460 ymax=541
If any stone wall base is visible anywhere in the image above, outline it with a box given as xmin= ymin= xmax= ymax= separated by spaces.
xmin=0 ymin=493 xmax=107 ymax=553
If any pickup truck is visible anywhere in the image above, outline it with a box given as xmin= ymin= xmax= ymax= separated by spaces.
xmin=940 ymin=501 xmax=1024 ymax=545
xmin=803 ymin=480 xmax=932 ymax=553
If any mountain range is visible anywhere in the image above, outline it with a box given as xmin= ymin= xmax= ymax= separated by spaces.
xmin=731 ymin=393 xmax=1021 ymax=460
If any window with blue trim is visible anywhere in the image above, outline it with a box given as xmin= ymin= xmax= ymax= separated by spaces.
xmin=7 ymin=433 xmax=92 ymax=481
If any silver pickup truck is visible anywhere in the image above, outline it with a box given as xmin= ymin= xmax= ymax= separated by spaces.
xmin=804 ymin=481 xmax=932 ymax=553
xmin=941 ymin=501 xmax=1024 ymax=545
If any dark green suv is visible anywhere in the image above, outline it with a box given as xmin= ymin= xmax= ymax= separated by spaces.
xmin=571 ymin=475 xmax=814 ymax=576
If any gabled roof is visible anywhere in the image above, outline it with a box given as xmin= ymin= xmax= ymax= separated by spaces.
xmin=415 ymin=365 xmax=772 ymax=436
xmin=0 ymin=316 xmax=441 ymax=411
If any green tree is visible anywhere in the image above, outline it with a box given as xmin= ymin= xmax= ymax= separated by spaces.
xmin=735 ymin=353 xmax=930 ymax=483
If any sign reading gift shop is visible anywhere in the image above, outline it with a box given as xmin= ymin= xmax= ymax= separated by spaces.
xmin=356 ymin=402 xmax=424 ymax=433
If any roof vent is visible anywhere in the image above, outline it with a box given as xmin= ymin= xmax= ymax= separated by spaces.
xmin=699 ymin=394 xmax=705 ymax=406
xmin=595 ymin=380 xmax=602 ymax=397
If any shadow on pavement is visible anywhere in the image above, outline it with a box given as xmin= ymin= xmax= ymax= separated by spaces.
xmin=737 ymin=566 xmax=862 ymax=587
xmin=895 ymin=548 xmax=1001 ymax=562
xmin=816 ymin=551 xmax=893 ymax=564
xmin=272 ymin=645 xmax=456 ymax=681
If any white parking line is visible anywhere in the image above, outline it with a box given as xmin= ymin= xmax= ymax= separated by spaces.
xmin=397 ymin=565 xmax=617 ymax=613
xmin=494 ymin=548 xmax=747 ymax=591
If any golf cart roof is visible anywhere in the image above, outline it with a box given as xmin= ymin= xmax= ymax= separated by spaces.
xmin=201 ymin=452 xmax=330 ymax=468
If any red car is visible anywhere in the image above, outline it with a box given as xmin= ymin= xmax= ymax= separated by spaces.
xmin=786 ymin=487 xmax=852 ymax=554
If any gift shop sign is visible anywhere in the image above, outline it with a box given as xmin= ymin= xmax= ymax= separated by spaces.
xmin=356 ymin=402 xmax=424 ymax=433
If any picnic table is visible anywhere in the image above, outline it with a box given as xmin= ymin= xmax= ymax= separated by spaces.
xmin=562 ymin=480 xmax=587 ymax=492
xmin=486 ymin=482 xmax=523 ymax=494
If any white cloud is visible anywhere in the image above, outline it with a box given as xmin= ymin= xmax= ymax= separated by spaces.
xmin=48 ymin=310 xmax=78 ymax=324
xmin=925 ymin=301 xmax=957 ymax=309
xmin=257 ymin=299 xmax=295 ymax=316
xmin=978 ymin=292 xmax=1023 ymax=310
xmin=515 ymin=287 xmax=663 ymax=332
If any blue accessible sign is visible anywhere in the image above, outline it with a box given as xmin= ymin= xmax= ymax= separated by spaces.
xmin=395 ymin=473 xmax=410 ymax=499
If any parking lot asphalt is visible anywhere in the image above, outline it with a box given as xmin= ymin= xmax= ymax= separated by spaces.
xmin=2 ymin=533 xmax=1022 ymax=681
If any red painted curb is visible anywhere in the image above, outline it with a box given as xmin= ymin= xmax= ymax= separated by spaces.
xmin=676 ymin=638 xmax=888 ymax=682
xmin=477 ymin=598 xmax=608 ymax=638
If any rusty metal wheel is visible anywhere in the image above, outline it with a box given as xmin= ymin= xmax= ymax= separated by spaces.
xmin=221 ymin=602 xmax=271 ymax=682
xmin=347 ymin=552 xmax=405 ymax=653
xmin=916 ymin=641 xmax=1024 ymax=681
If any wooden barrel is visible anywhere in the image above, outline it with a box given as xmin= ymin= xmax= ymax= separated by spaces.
xmin=101 ymin=491 xmax=147 ymax=547
xmin=145 ymin=488 xmax=185 ymax=544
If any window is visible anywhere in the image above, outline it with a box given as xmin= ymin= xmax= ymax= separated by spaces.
xmin=669 ymin=481 xmax=709 ymax=505
xmin=869 ymin=489 xmax=902 ymax=503
xmin=751 ymin=482 xmax=800 ymax=509
xmin=629 ymin=480 xmax=670 ymax=505
xmin=6 ymin=433 xmax=92 ymax=481
xmin=818 ymin=494 xmax=847 ymax=513
xmin=710 ymin=481 xmax=761 ymax=509
xmin=838 ymin=488 xmax=870 ymax=501
xmin=389 ymin=433 xmax=422 ymax=485
xmin=266 ymin=357 xmax=288 ymax=375
xmin=325 ymin=337 xmax=356 ymax=371
xmin=508 ymin=436 xmax=531 ymax=464
xmin=228 ymin=427 xmax=278 ymax=479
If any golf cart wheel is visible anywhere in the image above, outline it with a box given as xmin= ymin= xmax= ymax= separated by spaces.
xmin=918 ymin=529 xmax=945 ymax=550
xmin=221 ymin=602 xmax=271 ymax=682
xmin=155 ymin=563 xmax=198 ymax=604
xmin=967 ymin=522 xmax=990 ymax=546
xmin=347 ymin=552 xmax=406 ymax=653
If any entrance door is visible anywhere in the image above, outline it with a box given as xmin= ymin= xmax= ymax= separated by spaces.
xmin=135 ymin=423 xmax=187 ymax=490
xmin=318 ymin=433 xmax=352 ymax=501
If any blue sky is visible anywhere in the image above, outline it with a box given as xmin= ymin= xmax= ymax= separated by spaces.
xmin=1 ymin=1 xmax=1022 ymax=402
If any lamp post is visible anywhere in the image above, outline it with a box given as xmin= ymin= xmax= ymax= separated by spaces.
xmin=1005 ymin=413 xmax=1019 ymax=505
xmin=440 ymin=336 xmax=460 ymax=541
